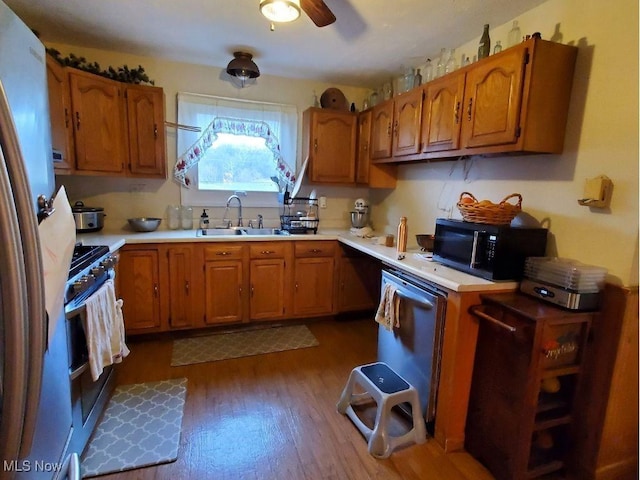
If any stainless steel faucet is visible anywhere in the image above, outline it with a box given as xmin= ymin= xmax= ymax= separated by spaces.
xmin=226 ymin=194 xmax=243 ymax=227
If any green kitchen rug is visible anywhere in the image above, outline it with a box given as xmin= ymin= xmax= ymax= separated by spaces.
xmin=170 ymin=324 xmax=319 ymax=366
xmin=81 ymin=378 xmax=187 ymax=478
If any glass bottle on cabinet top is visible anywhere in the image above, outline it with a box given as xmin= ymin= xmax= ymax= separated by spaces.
xmin=413 ymin=69 xmax=422 ymax=88
xmin=424 ymin=59 xmax=433 ymax=82
xmin=508 ymin=20 xmax=522 ymax=47
xmin=494 ymin=40 xmax=502 ymax=54
xmin=435 ymin=48 xmax=446 ymax=78
xmin=478 ymin=24 xmax=491 ymax=59
xmin=445 ymin=49 xmax=458 ymax=73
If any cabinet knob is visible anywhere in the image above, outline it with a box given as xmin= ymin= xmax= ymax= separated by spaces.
xmin=153 ymin=284 xmax=159 ymax=297
xmin=387 ymin=122 xmax=391 ymax=136
xmin=75 ymin=111 xmax=81 ymax=130
xmin=467 ymin=98 xmax=473 ymax=122
xmin=393 ymin=120 xmax=398 ymax=137
xmin=154 ymin=123 xmax=158 ymax=138
xmin=314 ymin=139 xmax=318 ymax=152
xmin=454 ymin=101 xmax=461 ymax=124
xmin=261 ymin=250 xmax=274 ymax=255
xmin=216 ymin=251 xmax=230 ymax=256
xmin=250 ymin=285 xmax=254 ymax=297
xmin=185 ymin=281 xmax=190 ymax=295
xmin=64 ymin=108 xmax=69 ymax=128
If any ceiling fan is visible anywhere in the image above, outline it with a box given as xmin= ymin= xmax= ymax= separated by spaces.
xmin=260 ymin=0 xmax=336 ymax=27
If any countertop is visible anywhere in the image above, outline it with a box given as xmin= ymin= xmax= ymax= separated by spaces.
xmin=77 ymin=228 xmax=518 ymax=293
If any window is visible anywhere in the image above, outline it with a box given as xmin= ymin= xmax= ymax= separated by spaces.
xmin=175 ymin=93 xmax=298 ymax=207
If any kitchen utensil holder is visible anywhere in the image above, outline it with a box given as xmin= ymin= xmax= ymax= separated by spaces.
xmin=279 ymin=193 xmax=319 ymax=234
xmin=457 ymin=191 xmax=522 ymax=225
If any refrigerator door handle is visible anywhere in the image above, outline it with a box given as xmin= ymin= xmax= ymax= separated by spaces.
xmin=0 ymin=78 xmax=47 ymax=459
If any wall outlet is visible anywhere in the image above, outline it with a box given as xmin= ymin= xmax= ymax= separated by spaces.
xmin=319 ymin=196 xmax=327 ymax=208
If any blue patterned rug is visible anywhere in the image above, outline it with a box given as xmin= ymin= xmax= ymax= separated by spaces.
xmin=81 ymin=378 xmax=187 ymax=478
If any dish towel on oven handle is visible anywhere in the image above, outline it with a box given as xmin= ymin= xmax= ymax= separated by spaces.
xmin=83 ymin=279 xmax=130 ymax=381
xmin=375 ymin=283 xmax=400 ymax=331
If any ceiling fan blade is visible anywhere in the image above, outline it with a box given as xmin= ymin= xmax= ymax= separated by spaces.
xmin=300 ymin=0 xmax=336 ymax=27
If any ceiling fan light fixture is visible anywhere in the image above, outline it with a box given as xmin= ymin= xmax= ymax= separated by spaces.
xmin=226 ymin=51 xmax=260 ymax=87
xmin=260 ymin=0 xmax=301 ymax=23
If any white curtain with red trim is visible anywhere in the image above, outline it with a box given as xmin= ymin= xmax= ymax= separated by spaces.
xmin=174 ymin=93 xmax=297 ymax=192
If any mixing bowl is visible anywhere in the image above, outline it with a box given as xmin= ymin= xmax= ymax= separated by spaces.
xmin=128 ymin=217 xmax=162 ymax=232
xmin=416 ymin=234 xmax=435 ymax=251
xmin=350 ymin=211 xmax=369 ymax=228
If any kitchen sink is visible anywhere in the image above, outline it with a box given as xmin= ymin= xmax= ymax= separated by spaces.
xmin=196 ymin=228 xmax=241 ymax=236
xmin=195 ymin=227 xmax=289 ymax=237
xmin=240 ymin=228 xmax=289 ymax=236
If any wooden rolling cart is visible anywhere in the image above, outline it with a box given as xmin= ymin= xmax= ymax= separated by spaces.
xmin=465 ymin=292 xmax=593 ymax=480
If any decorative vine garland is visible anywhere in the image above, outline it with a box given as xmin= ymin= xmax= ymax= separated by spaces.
xmin=46 ymin=48 xmax=155 ymax=85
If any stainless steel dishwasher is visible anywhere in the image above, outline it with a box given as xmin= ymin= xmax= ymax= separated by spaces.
xmin=378 ymin=268 xmax=447 ymax=432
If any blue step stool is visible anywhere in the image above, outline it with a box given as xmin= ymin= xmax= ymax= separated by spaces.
xmin=336 ymin=362 xmax=427 ymax=458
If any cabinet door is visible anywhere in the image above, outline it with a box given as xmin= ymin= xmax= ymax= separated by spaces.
xmin=356 ymin=110 xmax=372 ymax=184
xmin=307 ymin=109 xmax=357 ymax=183
xmin=370 ymin=101 xmax=394 ymax=159
xmin=293 ymin=257 xmax=335 ymax=316
xmin=461 ymin=47 xmax=527 ymax=149
xmin=68 ymin=70 xmax=126 ymax=173
xmin=46 ymin=56 xmax=75 ymax=173
xmin=125 ymin=84 xmax=166 ymax=178
xmin=422 ymin=71 xmax=466 ymax=153
xmin=337 ymin=256 xmax=380 ymax=312
xmin=204 ymin=260 xmax=244 ymax=324
xmin=392 ymin=89 xmax=423 ymax=156
xmin=118 ymin=248 xmax=162 ymax=332
xmin=250 ymin=259 xmax=286 ymax=320
xmin=166 ymin=245 xmax=195 ymax=329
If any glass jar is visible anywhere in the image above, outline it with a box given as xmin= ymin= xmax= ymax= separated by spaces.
xmin=435 ymin=48 xmax=447 ymax=78
xmin=167 ymin=205 xmax=181 ymax=230
xmin=445 ymin=49 xmax=458 ymax=74
xmin=494 ymin=40 xmax=503 ymax=54
xmin=508 ymin=20 xmax=522 ymax=47
xmin=424 ymin=59 xmax=433 ymax=82
xmin=181 ymin=205 xmax=193 ymax=230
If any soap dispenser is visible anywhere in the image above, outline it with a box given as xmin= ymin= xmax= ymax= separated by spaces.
xmin=199 ymin=209 xmax=210 ymax=229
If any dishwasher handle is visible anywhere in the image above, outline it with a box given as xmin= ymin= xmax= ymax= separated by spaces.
xmin=469 ymin=304 xmax=516 ymax=333
xmin=396 ymin=288 xmax=434 ymax=309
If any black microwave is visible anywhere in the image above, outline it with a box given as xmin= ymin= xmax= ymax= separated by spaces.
xmin=433 ymin=218 xmax=548 ymax=280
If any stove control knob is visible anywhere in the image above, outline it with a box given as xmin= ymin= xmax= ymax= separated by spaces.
xmin=91 ymin=265 xmax=106 ymax=277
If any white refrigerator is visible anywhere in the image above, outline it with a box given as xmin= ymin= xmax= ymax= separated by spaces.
xmin=0 ymin=1 xmax=77 ymax=478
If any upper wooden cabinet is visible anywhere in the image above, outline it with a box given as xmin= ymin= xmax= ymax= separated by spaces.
xmin=47 ymin=60 xmax=166 ymax=178
xmin=125 ymin=84 xmax=167 ymax=177
xmin=303 ymin=108 xmax=357 ymax=184
xmin=46 ymin=56 xmax=75 ymax=173
xmin=372 ymin=38 xmax=577 ymax=164
xmin=356 ymin=110 xmax=397 ymax=188
xmin=422 ymin=71 xmax=466 ymax=153
xmin=68 ymin=69 xmax=127 ymax=174
xmin=370 ymin=101 xmax=394 ymax=159
xmin=392 ymin=88 xmax=424 ymax=156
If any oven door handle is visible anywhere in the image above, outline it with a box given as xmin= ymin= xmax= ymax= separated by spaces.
xmin=66 ymin=301 xmax=86 ymax=319
xmin=69 ymin=361 xmax=89 ymax=381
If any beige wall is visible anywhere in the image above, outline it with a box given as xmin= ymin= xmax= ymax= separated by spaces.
xmin=371 ymin=0 xmax=639 ymax=286
xmin=50 ymin=43 xmax=370 ymax=230
xmin=51 ymin=0 xmax=638 ymax=285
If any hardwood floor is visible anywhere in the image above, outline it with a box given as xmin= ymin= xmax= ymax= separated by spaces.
xmin=98 ymin=316 xmax=495 ymax=480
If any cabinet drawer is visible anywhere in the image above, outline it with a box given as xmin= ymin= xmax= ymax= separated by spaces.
xmin=249 ymin=242 xmax=288 ymax=259
xmin=204 ymin=244 xmax=244 ymax=261
xmin=294 ymin=241 xmax=336 ymax=258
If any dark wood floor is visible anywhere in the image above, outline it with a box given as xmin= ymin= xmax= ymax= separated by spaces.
xmin=96 ymin=316 xmax=495 ymax=480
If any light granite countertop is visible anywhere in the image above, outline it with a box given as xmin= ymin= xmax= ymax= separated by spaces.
xmin=76 ymin=228 xmax=518 ymax=293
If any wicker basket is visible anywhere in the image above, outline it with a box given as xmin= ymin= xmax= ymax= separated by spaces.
xmin=457 ymin=192 xmax=522 ymax=225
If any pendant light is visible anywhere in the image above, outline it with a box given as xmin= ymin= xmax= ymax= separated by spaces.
xmin=259 ymin=0 xmax=301 ymax=23
xmin=226 ymin=51 xmax=260 ymax=88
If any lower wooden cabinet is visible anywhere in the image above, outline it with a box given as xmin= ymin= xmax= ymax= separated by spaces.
xmin=249 ymin=242 xmax=291 ymax=321
xmin=203 ymin=244 xmax=246 ymax=325
xmin=337 ymin=249 xmax=381 ymax=312
xmin=292 ymin=241 xmax=336 ymax=317
xmin=166 ymin=245 xmax=198 ymax=329
xmin=119 ymin=239 xmax=379 ymax=334
xmin=118 ymin=246 xmax=162 ymax=333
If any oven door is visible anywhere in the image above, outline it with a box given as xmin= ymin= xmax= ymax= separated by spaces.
xmin=64 ymin=273 xmax=117 ymax=455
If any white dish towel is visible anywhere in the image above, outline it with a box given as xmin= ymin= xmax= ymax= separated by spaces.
xmin=83 ymin=279 xmax=130 ymax=381
xmin=375 ymin=283 xmax=400 ymax=331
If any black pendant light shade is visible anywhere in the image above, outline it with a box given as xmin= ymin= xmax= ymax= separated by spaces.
xmin=226 ymin=51 xmax=260 ymax=87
